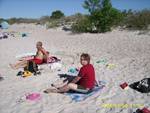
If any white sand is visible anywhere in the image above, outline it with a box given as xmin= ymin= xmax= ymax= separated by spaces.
xmin=0 ymin=24 xmax=150 ymax=113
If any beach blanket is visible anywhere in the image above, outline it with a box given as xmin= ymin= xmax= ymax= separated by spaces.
xmin=16 ymin=53 xmax=61 ymax=64
xmin=65 ymin=81 xmax=106 ymax=102
xmin=16 ymin=53 xmax=36 ymax=59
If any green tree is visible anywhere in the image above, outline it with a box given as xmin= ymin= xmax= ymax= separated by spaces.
xmin=83 ymin=0 xmax=102 ymax=13
xmin=0 ymin=18 xmax=5 ymax=23
xmin=83 ymin=0 xmax=123 ymax=32
xmin=40 ymin=16 xmax=50 ymax=24
xmin=8 ymin=18 xmax=17 ymax=24
xmin=72 ymin=16 xmax=93 ymax=33
xmin=124 ymin=9 xmax=150 ymax=30
xmin=51 ymin=10 xmax=65 ymax=19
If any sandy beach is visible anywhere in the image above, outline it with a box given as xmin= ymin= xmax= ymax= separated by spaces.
xmin=0 ymin=24 xmax=150 ymax=113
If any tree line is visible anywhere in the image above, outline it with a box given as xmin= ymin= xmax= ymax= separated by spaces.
xmin=1 ymin=0 xmax=150 ymax=33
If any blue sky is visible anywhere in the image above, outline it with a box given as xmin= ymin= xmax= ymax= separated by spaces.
xmin=0 ymin=0 xmax=150 ymax=19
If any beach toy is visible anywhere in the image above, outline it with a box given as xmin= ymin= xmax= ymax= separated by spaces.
xmin=106 ymin=63 xmax=116 ymax=69
xmin=96 ymin=58 xmax=107 ymax=64
xmin=26 ymin=93 xmax=41 ymax=101
xmin=120 ymin=82 xmax=129 ymax=90
xmin=22 ymin=71 xmax=32 ymax=77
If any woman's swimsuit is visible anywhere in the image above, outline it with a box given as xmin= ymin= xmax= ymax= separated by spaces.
xmin=29 ymin=49 xmax=46 ymax=65
xmin=30 ymin=58 xmax=43 ymax=64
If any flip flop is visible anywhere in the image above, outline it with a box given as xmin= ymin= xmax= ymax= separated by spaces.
xmin=17 ymin=71 xmax=23 ymax=76
xmin=43 ymin=88 xmax=59 ymax=93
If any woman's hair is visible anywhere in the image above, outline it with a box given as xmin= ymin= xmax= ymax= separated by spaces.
xmin=37 ymin=41 xmax=43 ymax=46
xmin=80 ymin=53 xmax=90 ymax=63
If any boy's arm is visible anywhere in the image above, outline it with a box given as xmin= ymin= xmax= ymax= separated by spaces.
xmin=70 ymin=76 xmax=81 ymax=84
xmin=70 ymin=67 xmax=84 ymax=84
xmin=41 ymin=49 xmax=49 ymax=57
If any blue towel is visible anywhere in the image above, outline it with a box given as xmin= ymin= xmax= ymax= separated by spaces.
xmin=65 ymin=81 xmax=106 ymax=102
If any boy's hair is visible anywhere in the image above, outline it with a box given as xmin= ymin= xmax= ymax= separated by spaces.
xmin=37 ymin=41 xmax=42 ymax=46
xmin=80 ymin=53 xmax=90 ymax=63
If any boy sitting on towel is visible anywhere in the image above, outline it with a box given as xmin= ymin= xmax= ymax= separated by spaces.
xmin=10 ymin=41 xmax=49 ymax=69
xmin=44 ymin=53 xmax=96 ymax=93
